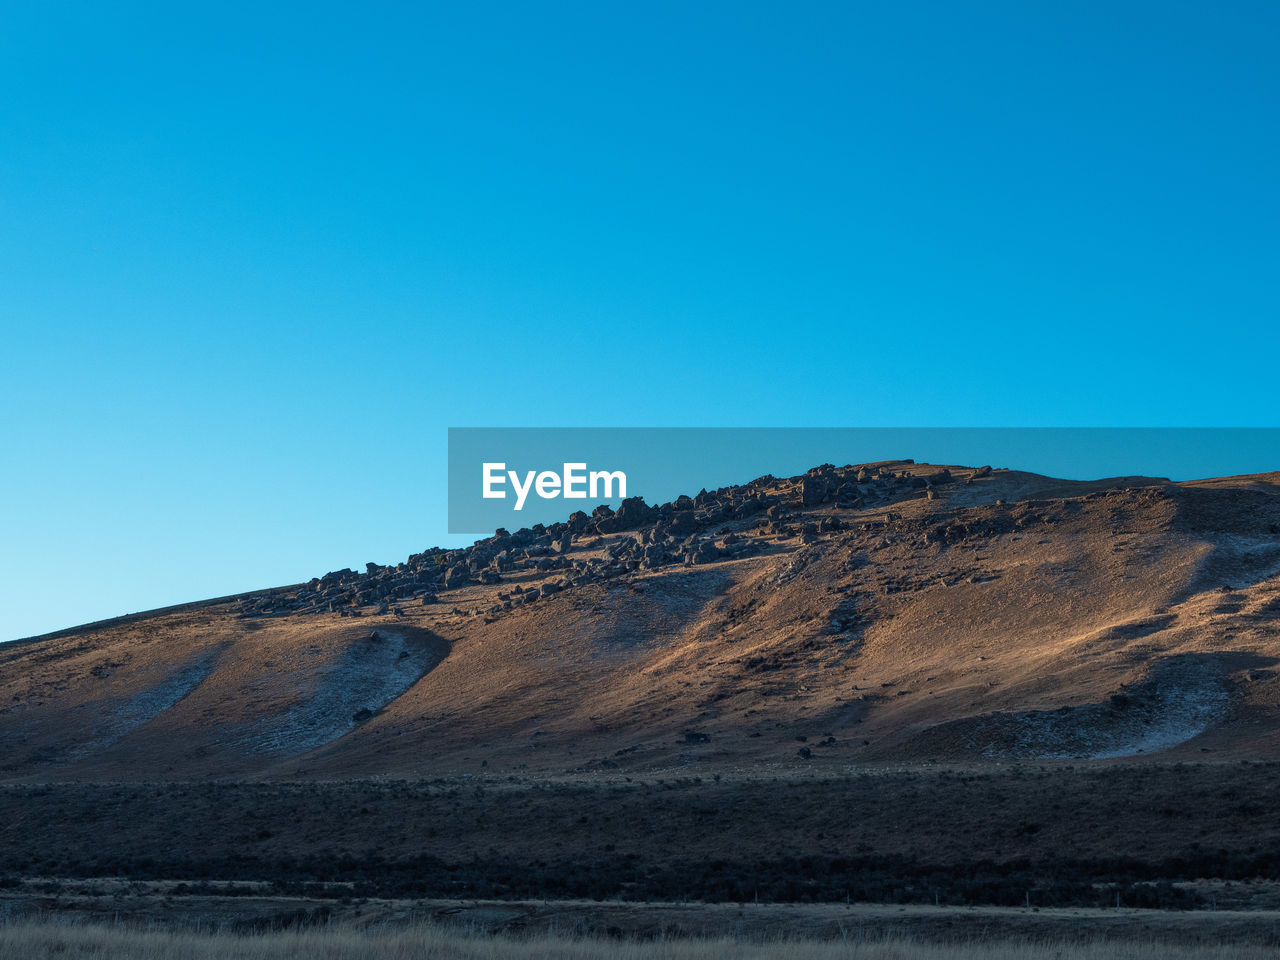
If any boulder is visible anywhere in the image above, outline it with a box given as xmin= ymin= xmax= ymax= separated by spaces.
xmin=641 ymin=543 xmax=670 ymax=569
xmin=669 ymin=511 xmax=698 ymax=534
xmin=689 ymin=539 xmax=719 ymax=565
xmin=613 ymin=496 xmax=656 ymax=530
xmin=801 ymin=477 xmax=828 ymax=506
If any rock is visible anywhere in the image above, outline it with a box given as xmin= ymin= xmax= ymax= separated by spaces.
xmin=613 ymin=496 xmax=657 ymax=530
xmin=974 ymin=465 xmax=993 ymax=478
xmin=699 ymin=504 xmax=729 ymax=525
xmin=689 ymin=539 xmax=719 ymax=565
xmin=641 ymin=543 xmax=670 ymax=569
xmin=801 ymin=477 xmax=828 ymax=506
xmin=669 ymin=511 xmax=698 ymax=534
xmin=608 ymin=537 xmax=638 ymax=560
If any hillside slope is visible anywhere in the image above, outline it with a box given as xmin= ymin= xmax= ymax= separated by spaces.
xmin=4 ymin=460 xmax=1280 ymax=780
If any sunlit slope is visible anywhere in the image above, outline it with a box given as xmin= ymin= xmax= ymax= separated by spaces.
xmin=2 ymin=463 xmax=1279 ymax=779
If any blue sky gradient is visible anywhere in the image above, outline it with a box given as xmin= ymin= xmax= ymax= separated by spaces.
xmin=2 ymin=2 xmax=1278 ymax=639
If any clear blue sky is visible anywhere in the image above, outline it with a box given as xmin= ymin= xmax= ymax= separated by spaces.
xmin=2 ymin=2 xmax=1277 ymax=640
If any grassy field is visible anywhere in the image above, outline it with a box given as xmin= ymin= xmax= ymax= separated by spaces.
xmin=5 ymin=921 xmax=1280 ymax=960
xmin=6 ymin=766 xmax=1280 ymax=908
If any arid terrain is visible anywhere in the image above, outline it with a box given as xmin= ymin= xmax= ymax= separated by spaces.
xmin=4 ymin=460 xmax=1280 ymax=947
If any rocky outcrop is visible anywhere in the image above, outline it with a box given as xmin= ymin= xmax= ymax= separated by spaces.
xmin=232 ymin=461 xmax=997 ymax=619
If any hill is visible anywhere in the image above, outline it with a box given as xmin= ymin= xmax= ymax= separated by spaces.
xmin=4 ymin=459 xmax=1280 ymax=780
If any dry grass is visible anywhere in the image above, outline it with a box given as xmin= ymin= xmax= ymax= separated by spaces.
xmin=2 ymin=921 xmax=1280 ymax=960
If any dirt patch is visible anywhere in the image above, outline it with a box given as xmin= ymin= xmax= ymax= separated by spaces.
xmin=928 ymin=655 xmax=1236 ymax=760
xmin=239 ymin=631 xmax=444 ymax=754
xmin=67 ymin=650 xmax=221 ymax=760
